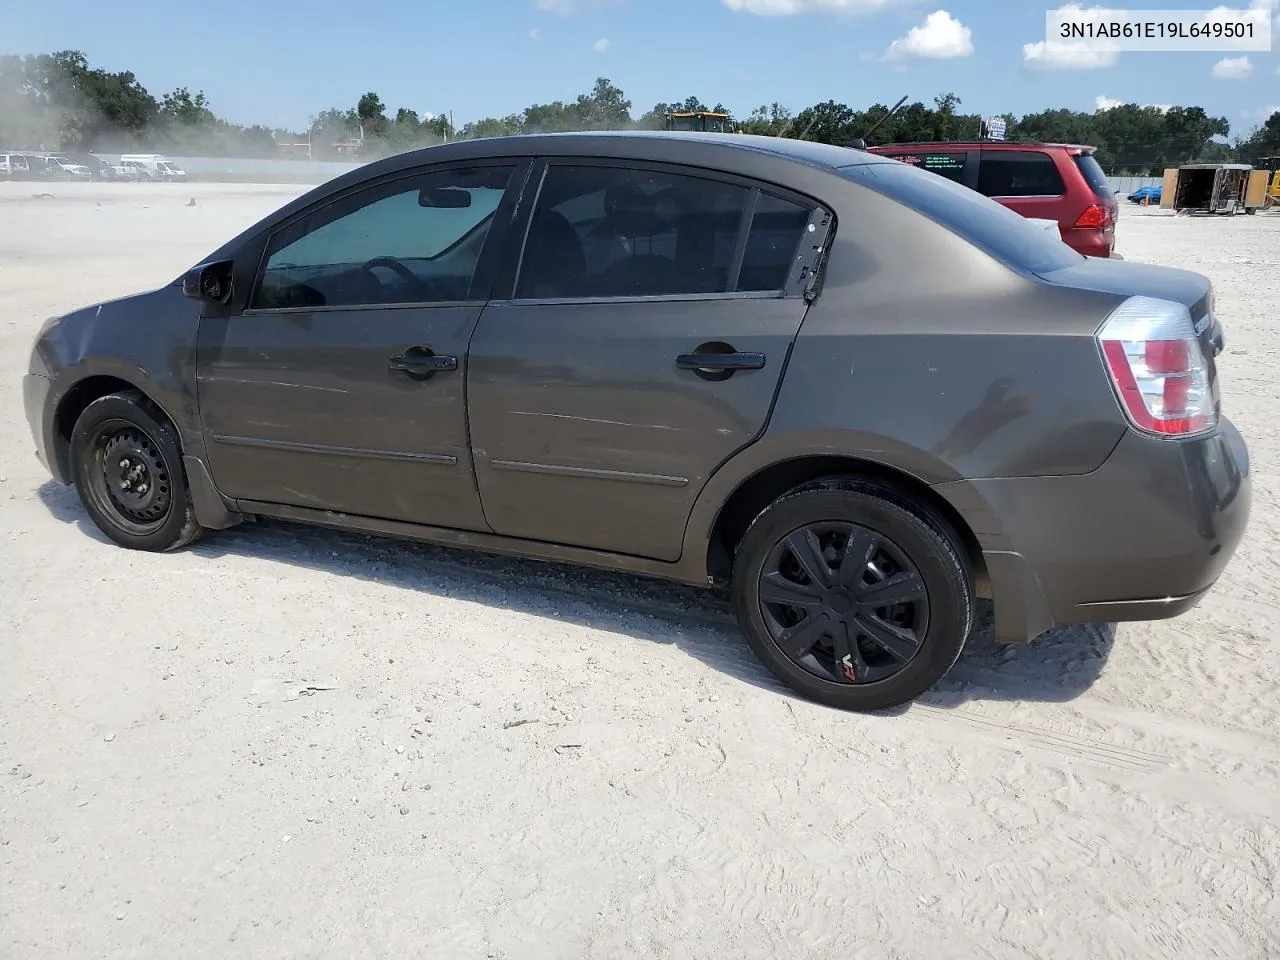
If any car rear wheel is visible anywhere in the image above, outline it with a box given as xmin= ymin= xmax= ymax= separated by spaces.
xmin=70 ymin=392 xmax=203 ymax=552
xmin=731 ymin=480 xmax=974 ymax=711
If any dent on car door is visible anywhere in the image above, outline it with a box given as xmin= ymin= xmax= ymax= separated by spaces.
xmin=196 ymin=160 xmax=528 ymax=528
xmin=466 ymin=159 xmax=832 ymax=562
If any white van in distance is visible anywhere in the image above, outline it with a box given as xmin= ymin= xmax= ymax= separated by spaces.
xmin=119 ymin=154 xmax=189 ymax=182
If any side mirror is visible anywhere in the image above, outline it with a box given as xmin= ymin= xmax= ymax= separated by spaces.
xmin=182 ymin=260 xmax=234 ymax=304
xmin=418 ymin=187 xmax=471 ymax=208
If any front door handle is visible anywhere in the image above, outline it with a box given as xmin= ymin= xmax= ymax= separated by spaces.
xmin=389 ymin=347 xmax=457 ymax=380
xmin=676 ymin=347 xmax=766 ymax=381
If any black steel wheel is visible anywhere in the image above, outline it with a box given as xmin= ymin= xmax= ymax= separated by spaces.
xmin=70 ymin=391 xmax=203 ymax=552
xmin=732 ymin=480 xmax=974 ymax=711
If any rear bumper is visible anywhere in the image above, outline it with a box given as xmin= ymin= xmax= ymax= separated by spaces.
xmin=939 ymin=418 xmax=1251 ymax=642
xmin=1068 ymin=228 xmax=1115 ymax=259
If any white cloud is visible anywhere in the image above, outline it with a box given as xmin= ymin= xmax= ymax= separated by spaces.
xmin=1023 ymin=39 xmax=1118 ymax=69
xmin=1247 ymin=0 xmax=1278 ymax=24
xmin=528 ymin=27 xmax=542 ymax=40
xmin=1024 ymin=4 xmax=1122 ymax=70
xmin=880 ymin=10 xmax=973 ymax=60
xmin=722 ymin=0 xmax=914 ymax=16
xmin=1095 ymin=96 xmax=1172 ymax=113
xmin=1211 ymin=55 xmax=1254 ymax=78
xmin=1204 ymin=0 xmax=1277 ymax=47
xmin=592 ymin=36 xmax=611 ymax=52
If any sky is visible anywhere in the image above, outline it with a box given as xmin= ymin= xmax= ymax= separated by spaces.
xmin=3 ymin=0 xmax=1278 ymax=135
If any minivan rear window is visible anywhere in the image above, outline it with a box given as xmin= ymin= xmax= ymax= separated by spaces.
xmin=840 ymin=158 xmax=1084 ymax=273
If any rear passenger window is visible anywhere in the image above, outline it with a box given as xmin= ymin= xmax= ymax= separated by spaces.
xmin=516 ymin=164 xmax=815 ymax=299
xmin=884 ymin=152 xmax=969 ymax=185
xmin=977 ymin=151 xmax=1065 ymax=197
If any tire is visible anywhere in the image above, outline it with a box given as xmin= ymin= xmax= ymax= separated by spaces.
xmin=69 ymin=391 xmax=204 ymax=552
xmin=731 ymin=479 xmax=974 ymax=712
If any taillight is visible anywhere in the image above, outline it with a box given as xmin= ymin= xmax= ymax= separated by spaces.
xmin=1098 ymin=296 xmax=1216 ymax=437
xmin=1073 ymin=203 xmax=1112 ymax=229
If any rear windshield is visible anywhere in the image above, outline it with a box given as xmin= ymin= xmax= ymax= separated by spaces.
xmin=839 ymin=158 xmax=1084 ymax=274
xmin=1073 ymin=153 xmax=1113 ymax=197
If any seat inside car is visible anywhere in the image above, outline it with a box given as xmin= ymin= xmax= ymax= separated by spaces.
xmin=518 ymin=209 xmax=587 ymax=298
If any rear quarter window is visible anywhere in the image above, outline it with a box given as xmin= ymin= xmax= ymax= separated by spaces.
xmin=1073 ymin=153 xmax=1113 ymax=197
xmin=976 ymin=150 xmax=1065 ymax=197
xmin=841 ymin=158 xmax=1084 ymax=274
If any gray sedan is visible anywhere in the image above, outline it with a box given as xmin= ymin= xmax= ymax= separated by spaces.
xmin=22 ymin=132 xmax=1251 ymax=710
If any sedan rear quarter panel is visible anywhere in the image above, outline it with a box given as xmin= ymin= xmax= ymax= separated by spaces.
xmin=765 ymin=178 xmax=1131 ymax=484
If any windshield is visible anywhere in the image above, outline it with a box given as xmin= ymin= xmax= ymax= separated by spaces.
xmin=840 ymin=158 xmax=1084 ymax=274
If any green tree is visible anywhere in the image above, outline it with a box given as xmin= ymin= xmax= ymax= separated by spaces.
xmin=739 ymin=102 xmax=792 ymax=136
xmin=573 ymin=76 xmax=632 ymax=130
xmin=1237 ymin=111 xmax=1280 ymax=162
xmin=786 ymin=100 xmax=858 ymax=144
xmin=160 ymin=87 xmax=215 ymax=126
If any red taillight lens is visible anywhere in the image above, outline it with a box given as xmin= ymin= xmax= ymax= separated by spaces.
xmin=1098 ymin=297 xmax=1216 ymax=437
xmin=1073 ymin=203 xmax=1111 ymax=229
xmin=1144 ymin=339 xmax=1188 ymax=374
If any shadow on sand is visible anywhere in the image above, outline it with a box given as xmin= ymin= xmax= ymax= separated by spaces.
xmin=37 ymin=480 xmax=1116 ymax=714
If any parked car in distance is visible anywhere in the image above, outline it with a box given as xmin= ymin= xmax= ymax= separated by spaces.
xmin=35 ymin=155 xmax=93 ymax=181
xmin=111 ymin=159 xmax=151 ymax=181
xmin=23 ymin=132 xmax=1250 ymax=711
xmin=1128 ymin=184 xmax=1162 ymax=205
xmin=867 ymin=140 xmax=1119 ymax=259
xmin=61 ymin=152 xmax=121 ymax=181
xmin=1 ymin=153 xmax=31 ymax=179
xmin=119 ymin=154 xmax=189 ymax=182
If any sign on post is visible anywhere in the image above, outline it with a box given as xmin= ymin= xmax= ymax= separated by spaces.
xmin=983 ymin=116 xmax=1007 ymax=141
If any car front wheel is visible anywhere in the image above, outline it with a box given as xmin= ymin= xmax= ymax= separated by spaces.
xmin=731 ymin=480 xmax=974 ymax=712
xmin=70 ymin=391 xmax=204 ymax=552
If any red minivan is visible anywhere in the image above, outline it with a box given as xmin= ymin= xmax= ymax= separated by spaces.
xmin=866 ymin=141 xmax=1119 ymax=258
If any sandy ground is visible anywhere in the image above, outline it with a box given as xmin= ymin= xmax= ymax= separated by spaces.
xmin=1 ymin=181 xmax=1278 ymax=960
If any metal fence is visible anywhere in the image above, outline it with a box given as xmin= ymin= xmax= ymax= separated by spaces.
xmin=1108 ymin=175 xmax=1162 ymax=196
xmin=167 ymin=155 xmax=365 ymax=180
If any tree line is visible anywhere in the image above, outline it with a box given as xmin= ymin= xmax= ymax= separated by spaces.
xmin=3 ymin=51 xmax=1278 ymax=174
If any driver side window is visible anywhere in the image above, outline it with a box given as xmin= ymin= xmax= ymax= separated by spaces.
xmin=251 ymin=164 xmax=517 ymax=310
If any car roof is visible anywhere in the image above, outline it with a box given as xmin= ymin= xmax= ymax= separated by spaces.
xmin=868 ymin=140 xmax=1096 ymax=155
xmin=368 ymin=130 xmax=900 ymax=175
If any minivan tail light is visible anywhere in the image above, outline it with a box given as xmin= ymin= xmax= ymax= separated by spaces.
xmin=1098 ymin=296 xmax=1216 ymax=437
xmin=1073 ymin=203 xmax=1111 ymax=229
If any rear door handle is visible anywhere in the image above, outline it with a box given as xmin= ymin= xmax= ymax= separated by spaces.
xmin=389 ymin=348 xmax=458 ymax=379
xmin=675 ymin=350 xmax=762 ymax=378
xmin=676 ymin=351 xmax=766 ymax=372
